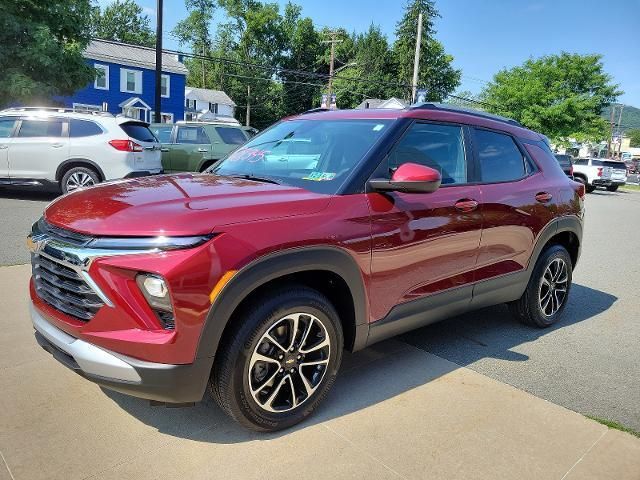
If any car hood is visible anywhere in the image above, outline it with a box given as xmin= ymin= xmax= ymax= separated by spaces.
xmin=44 ymin=174 xmax=331 ymax=237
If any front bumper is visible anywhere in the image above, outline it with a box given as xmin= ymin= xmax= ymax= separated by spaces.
xmin=31 ymin=302 xmax=211 ymax=403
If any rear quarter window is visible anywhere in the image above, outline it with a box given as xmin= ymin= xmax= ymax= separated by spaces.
xmin=215 ymin=126 xmax=247 ymax=145
xmin=120 ymin=123 xmax=157 ymax=142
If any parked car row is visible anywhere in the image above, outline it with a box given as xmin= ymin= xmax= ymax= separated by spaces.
xmin=0 ymin=107 xmax=253 ymax=194
xmin=554 ymin=153 xmax=627 ymax=193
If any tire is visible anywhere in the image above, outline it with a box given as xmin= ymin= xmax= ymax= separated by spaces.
xmin=508 ymin=245 xmax=572 ymax=328
xmin=585 ymin=184 xmax=596 ymax=193
xmin=61 ymin=166 xmax=100 ymax=194
xmin=606 ymin=185 xmax=619 ymax=192
xmin=210 ymin=286 xmax=344 ymax=432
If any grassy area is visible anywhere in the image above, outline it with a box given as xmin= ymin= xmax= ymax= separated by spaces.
xmin=620 ymin=184 xmax=640 ymax=192
xmin=586 ymin=416 xmax=640 ymax=438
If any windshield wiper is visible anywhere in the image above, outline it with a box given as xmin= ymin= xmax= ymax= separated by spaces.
xmin=229 ymin=174 xmax=282 ymax=185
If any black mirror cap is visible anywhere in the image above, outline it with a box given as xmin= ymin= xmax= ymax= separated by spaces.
xmin=368 ymin=178 xmax=441 ymax=194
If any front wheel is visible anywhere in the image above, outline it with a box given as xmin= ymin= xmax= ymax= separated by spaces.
xmin=509 ymin=245 xmax=572 ymax=328
xmin=210 ymin=286 xmax=343 ymax=431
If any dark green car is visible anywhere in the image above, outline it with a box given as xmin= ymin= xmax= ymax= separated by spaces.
xmin=150 ymin=122 xmax=250 ymax=173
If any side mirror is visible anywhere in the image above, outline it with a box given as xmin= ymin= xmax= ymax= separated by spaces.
xmin=369 ymin=162 xmax=442 ymax=194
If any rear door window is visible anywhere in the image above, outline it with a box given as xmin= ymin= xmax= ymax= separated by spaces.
xmin=120 ymin=122 xmax=157 ymax=143
xmin=176 ymin=126 xmax=210 ymax=144
xmin=17 ymin=119 xmax=64 ymax=138
xmin=474 ymin=129 xmax=526 ymax=183
xmin=215 ymin=126 xmax=247 ymax=145
xmin=69 ymin=119 xmax=103 ymax=137
xmin=0 ymin=117 xmax=16 ymax=138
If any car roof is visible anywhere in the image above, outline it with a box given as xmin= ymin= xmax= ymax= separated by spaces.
xmin=288 ymin=104 xmax=542 ymax=141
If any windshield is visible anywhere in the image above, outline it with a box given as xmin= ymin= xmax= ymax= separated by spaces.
xmin=211 ymin=119 xmax=392 ymax=194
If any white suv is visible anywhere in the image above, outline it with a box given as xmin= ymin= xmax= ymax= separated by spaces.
xmin=572 ymin=158 xmax=627 ymax=193
xmin=0 ymin=108 xmax=162 ymax=193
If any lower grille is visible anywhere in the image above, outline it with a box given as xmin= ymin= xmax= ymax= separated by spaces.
xmin=31 ymin=253 xmax=104 ymax=321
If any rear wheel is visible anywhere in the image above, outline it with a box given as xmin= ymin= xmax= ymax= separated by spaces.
xmin=585 ymin=184 xmax=596 ymax=193
xmin=606 ymin=185 xmax=619 ymax=192
xmin=210 ymin=286 xmax=343 ymax=432
xmin=509 ymin=245 xmax=572 ymax=328
xmin=61 ymin=166 xmax=100 ymax=194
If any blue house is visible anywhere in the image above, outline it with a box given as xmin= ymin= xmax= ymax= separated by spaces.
xmin=60 ymin=39 xmax=188 ymax=123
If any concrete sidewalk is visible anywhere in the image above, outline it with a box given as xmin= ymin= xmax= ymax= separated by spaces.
xmin=1 ymin=264 xmax=639 ymax=480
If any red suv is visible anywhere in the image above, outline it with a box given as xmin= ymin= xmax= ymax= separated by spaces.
xmin=28 ymin=104 xmax=584 ymax=431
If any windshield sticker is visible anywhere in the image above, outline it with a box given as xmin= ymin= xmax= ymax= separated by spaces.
xmin=373 ymin=124 xmax=385 ymax=131
xmin=302 ymin=171 xmax=336 ymax=181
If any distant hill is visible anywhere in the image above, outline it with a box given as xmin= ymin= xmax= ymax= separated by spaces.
xmin=601 ymin=104 xmax=640 ymax=130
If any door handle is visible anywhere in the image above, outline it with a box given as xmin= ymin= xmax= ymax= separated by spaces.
xmin=197 ymin=148 xmax=208 ymax=153
xmin=454 ymin=199 xmax=479 ymax=213
xmin=0 ymin=145 xmax=8 ymax=150
xmin=51 ymin=143 xmax=64 ymax=148
xmin=535 ymin=192 xmax=553 ymax=203
xmin=160 ymin=147 xmax=169 ymax=152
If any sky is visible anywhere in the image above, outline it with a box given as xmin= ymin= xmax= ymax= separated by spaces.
xmin=108 ymin=0 xmax=640 ymax=106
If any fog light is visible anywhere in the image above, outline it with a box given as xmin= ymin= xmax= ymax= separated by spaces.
xmin=143 ymin=276 xmax=168 ymax=298
xmin=136 ymin=274 xmax=175 ymax=329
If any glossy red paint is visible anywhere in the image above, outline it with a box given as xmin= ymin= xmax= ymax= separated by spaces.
xmin=30 ymin=105 xmax=584 ymax=369
xmin=392 ymin=163 xmax=441 ymax=183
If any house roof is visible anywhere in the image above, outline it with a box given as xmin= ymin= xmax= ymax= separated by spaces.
xmin=356 ymin=97 xmax=407 ymax=109
xmin=84 ymin=39 xmax=188 ymax=75
xmin=185 ymin=87 xmax=236 ymax=107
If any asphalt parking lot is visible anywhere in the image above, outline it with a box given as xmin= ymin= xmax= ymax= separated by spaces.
xmin=0 ymin=186 xmax=639 ymax=431
xmin=1 ymin=187 xmax=639 ymax=479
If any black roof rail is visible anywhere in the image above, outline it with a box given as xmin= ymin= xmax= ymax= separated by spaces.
xmin=409 ymin=102 xmax=523 ymax=127
xmin=301 ymin=107 xmax=330 ymax=115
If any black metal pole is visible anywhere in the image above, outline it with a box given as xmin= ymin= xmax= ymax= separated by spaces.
xmin=154 ymin=0 xmax=163 ymax=123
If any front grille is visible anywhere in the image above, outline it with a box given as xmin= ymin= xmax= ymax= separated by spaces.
xmin=36 ymin=218 xmax=93 ymax=246
xmin=31 ymin=253 xmax=104 ymax=321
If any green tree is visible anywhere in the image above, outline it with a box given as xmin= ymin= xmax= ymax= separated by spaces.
xmin=172 ymin=0 xmax=216 ymax=87
xmin=0 ymin=0 xmax=94 ymax=107
xmin=480 ymin=53 xmax=621 ymax=142
xmin=628 ymin=129 xmax=640 ymax=148
xmin=393 ymin=0 xmax=461 ymax=102
xmin=92 ymin=0 xmax=156 ymax=47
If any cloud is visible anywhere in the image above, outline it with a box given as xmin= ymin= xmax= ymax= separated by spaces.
xmin=142 ymin=6 xmax=156 ymax=19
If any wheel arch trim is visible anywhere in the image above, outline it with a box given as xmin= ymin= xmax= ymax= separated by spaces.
xmin=195 ymin=246 xmax=368 ymax=361
xmin=56 ymin=159 xmax=106 ymax=182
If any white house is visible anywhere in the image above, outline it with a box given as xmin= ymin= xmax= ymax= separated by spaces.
xmin=184 ymin=87 xmax=238 ymax=124
xmin=356 ymin=97 xmax=408 ymax=109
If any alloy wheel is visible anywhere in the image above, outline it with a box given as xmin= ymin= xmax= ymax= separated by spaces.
xmin=539 ymin=258 xmax=569 ymax=316
xmin=248 ymin=312 xmax=331 ymax=413
xmin=66 ymin=172 xmax=95 ymax=192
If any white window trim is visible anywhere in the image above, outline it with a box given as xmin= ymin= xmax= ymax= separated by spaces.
xmin=161 ymin=74 xmax=170 ymax=98
xmin=94 ymin=64 xmax=109 ymax=90
xmin=73 ymin=103 xmax=102 ymax=112
xmin=150 ymin=111 xmax=174 ymax=123
xmin=120 ymin=68 xmax=143 ymax=94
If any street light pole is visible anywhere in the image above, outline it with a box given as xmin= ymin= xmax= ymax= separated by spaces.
xmin=154 ymin=0 xmax=163 ymax=124
xmin=411 ymin=12 xmax=423 ymax=103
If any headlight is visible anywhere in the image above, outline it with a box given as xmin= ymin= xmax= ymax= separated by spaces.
xmin=136 ymin=274 xmax=174 ymax=329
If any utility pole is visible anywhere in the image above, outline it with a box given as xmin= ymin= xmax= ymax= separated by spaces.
xmin=608 ymin=105 xmax=615 ymax=158
xmin=616 ymin=104 xmax=624 ymax=157
xmin=322 ymin=31 xmax=342 ymax=108
xmin=153 ymin=0 xmax=163 ymax=123
xmin=246 ymin=84 xmax=251 ymax=127
xmin=201 ymin=45 xmax=206 ymax=88
xmin=411 ymin=12 xmax=423 ymax=103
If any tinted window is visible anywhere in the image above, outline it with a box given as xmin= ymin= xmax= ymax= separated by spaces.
xmin=120 ymin=122 xmax=157 ymax=142
xmin=475 ymin=129 xmax=525 ymax=183
xmin=213 ymin=119 xmax=391 ymax=194
xmin=18 ymin=119 xmax=64 ymax=138
xmin=150 ymin=125 xmax=173 ymax=143
xmin=0 ymin=118 xmax=16 ymax=138
xmin=387 ymin=122 xmax=467 ymax=184
xmin=592 ymin=160 xmax=626 ymax=170
xmin=574 ymin=159 xmax=588 ymax=166
xmin=69 ymin=119 xmax=103 ymax=137
xmin=176 ymin=126 xmax=210 ymax=144
xmin=215 ymin=127 xmax=247 ymax=145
